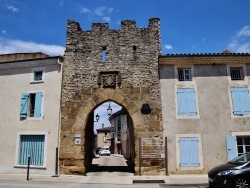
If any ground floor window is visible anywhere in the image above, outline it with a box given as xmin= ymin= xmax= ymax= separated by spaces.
xmin=176 ymin=134 xmax=203 ymax=170
xmin=237 ymin=137 xmax=250 ymax=156
xmin=19 ymin=135 xmax=45 ymax=166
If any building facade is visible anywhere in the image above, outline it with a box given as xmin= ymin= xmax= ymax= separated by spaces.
xmin=159 ymin=51 xmax=250 ymax=174
xmin=0 ymin=53 xmax=63 ymax=174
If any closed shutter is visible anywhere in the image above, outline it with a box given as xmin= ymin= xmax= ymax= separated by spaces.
xmin=179 ymin=137 xmax=200 ymax=167
xmin=20 ymin=93 xmax=29 ymax=118
xmin=19 ymin=135 xmax=45 ymax=166
xmin=177 ymin=89 xmax=187 ymax=115
xmin=231 ymin=88 xmax=250 ymax=115
xmin=187 ymin=88 xmax=197 ymax=115
xmin=226 ymin=136 xmax=237 ymax=161
xmin=34 ymin=92 xmax=42 ymax=117
xmin=177 ymin=88 xmax=197 ymax=116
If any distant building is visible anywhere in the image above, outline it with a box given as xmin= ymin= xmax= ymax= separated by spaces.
xmin=109 ymin=108 xmax=134 ymax=159
xmin=0 ymin=52 xmax=63 ymax=174
xmin=96 ymin=124 xmax=113 ymax=151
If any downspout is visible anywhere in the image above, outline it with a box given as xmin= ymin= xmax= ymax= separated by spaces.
xmin=55 ymin=56 xmax=63 ymax=176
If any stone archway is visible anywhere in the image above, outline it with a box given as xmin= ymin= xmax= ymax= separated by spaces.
xmin=59 ymin=86 xmax=163 ymax=175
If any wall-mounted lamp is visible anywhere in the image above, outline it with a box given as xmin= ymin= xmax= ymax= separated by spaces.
xmin=141 ymin=103 xmax=151 ymax=114
xmin=107 ymin=102 xmax=112 ymax=116
xmin=94 ymin=113 xmax=100 ymax=122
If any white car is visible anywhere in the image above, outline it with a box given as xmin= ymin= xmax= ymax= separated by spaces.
xmin=99 ymin=147 xmax=110 ymax=156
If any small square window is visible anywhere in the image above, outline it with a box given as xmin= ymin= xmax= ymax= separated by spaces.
xmin=230 ymin=67 xmax=244 ymax=80
xmin=178 ymin=68 xmax=191 ymax=81
xmin=34 ymin=71 xmax=43 ymax=81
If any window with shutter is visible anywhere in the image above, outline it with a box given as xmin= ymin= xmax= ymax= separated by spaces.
xmin=179 ymin=137 xmax=200 ymax=167
xmin=177 ymin=88 xmax=197 ymax=116
xmin=231 ymin=88 xmax=250 ymax=115
xmin=19 ymin=135 xmax=45 ymax=166
xmin=19 ymin=92 xmax=43 ymax=119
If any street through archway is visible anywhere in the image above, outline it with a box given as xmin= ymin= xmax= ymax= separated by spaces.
xmin=87 ymin=155 xmax=134 ymax=176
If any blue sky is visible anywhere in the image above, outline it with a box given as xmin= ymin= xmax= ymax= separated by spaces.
xmin=1 ymin=0 xmax=249 ymax=130
xmin=0 ymin=0 xmax=250 ymax=56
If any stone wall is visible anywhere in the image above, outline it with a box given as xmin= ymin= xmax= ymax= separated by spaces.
xmin=60 ymin=18 xmax=164 ymax=175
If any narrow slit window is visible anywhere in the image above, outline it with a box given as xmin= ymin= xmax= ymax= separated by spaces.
xmin=102 ymin=47 xmax=106 ymax=63
xmin=131 ymin=46 xmax=136 ymax=61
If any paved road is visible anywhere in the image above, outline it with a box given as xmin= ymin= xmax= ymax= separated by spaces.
xmin=0 ymin=181 xmax=208 ymax=188
xmin=88 ymin=155 xmax=134 ymax=175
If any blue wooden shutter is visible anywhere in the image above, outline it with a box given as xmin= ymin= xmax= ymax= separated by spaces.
xmin=226 ymin=136 xmax=237 ymax=161
xmin=231 ymin=88 xmax=250 ymax=115
xmin=177 ymin=89 xmax=187 ymax=115
xmin=34 ymin=92 xmax=42 ymax=117
xmin=19 ymin=135 xmax=45 ymax=166
xmin=20 ymin=93 xmax=29 ymax=118
xmin=187 ymin=88 xmax=197 ymax=115
xmin=241 ymin=88 xmax=250 ymax=114
xmin=177 ymin=88 xmax=197 ymax=116
xmin=179 ymin=137 xmax=200 ymax=167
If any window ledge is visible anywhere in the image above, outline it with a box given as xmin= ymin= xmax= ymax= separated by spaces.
xmin=177 ymin=166 xmax=203 ymax=171
xmin=30 ymin=81 xmax=44 ymax=84
xmin=175 ymin=115 xmax=201 ymax=120
xmin=14 ymin=165 xmax=46 ymax=170
xmin=231 ymin=114 xmax=250 ymax=119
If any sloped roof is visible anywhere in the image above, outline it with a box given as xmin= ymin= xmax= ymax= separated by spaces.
xmin=0 ymin=52 xmax=50 ymax=63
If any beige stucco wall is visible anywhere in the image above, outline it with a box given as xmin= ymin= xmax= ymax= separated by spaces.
xmin=0 ymin=60 xmax=62 ymax=174
xmin=160 ymin=63 xmax=250 ymax=174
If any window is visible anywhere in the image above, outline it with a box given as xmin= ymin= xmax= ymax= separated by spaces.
xmin=131 ymin=46 xmax=137 ymax=61
xmin=34 ymin=71 xmax=43 ymax=81
xmin=102 ymin=47 xmax=106 ymax=63
xmin=177 ymin=88 xmax=197 ymax=116
xmin=103 ymin=136 xmax=108 ymax=143
xmin=237 ymin=138 xmax=250 ymax=156
xmin=226 ymin=136 xmax=250 ymax=161
xmin=230 ymin=67 xmax=244 ymax=80
xmin=31 ymin=67 xmax=45 ymax=83
xmin=178 ymin=137 xmax=200 ymax=167
xmin=231 ymin=88 xmax=250 ymax=115
xmin=20 ymin=92 xmax=43 ymax=119
xmin=19 ymin=135 xmax=45 ymax=166
xmin=178 ymin=68 xmax=191 ymax=81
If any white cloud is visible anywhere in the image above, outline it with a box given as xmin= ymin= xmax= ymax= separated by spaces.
xmin=164 ymin=44 xmax=173 ymax=50
xmin=102 ymin=17 xmax=110 ymax=22
xmin=81 ymin=7 xmax=91 ymax=14
xmin=2 ymin=30 xmax=6 ymax=34
xmin=7 ymin=5 xmax=18 ymax=12
xmin=95 ymin=7 xmax=113 ymax=16
xmin=236 ymin=25 xmax=250 ymax=37
xmin=0 ymin=37 xmax=65 ymax=56
xmin=228 ymin=25 xmax=250 ymax=53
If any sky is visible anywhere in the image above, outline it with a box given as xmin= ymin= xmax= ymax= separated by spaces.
xmin=1 ymin=0 xmax=250 ymax=130
xmin=0 ymin=0 xmax=250 ymax=56
xmin=94 ymin=102 xmax=121 ymax=132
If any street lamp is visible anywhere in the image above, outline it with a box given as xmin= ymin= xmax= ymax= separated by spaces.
xmin=107 ymin=102 xmax=112 ymax=116
xmin=94 ymin=113 xmax=100 ymax=122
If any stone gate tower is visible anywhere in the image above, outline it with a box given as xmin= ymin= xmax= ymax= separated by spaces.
xmin=60 ymin=18 xmax=164 ymax=175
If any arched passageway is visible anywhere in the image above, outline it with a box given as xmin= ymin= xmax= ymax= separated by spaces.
xmin=59 ymin=88 xmax=164 ymax=175
xmin=84 ymin=101 xmax=135 ymax=174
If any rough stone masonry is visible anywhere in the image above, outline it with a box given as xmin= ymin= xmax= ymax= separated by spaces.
xmin=60 ymin=18 xmax=164 ymax=175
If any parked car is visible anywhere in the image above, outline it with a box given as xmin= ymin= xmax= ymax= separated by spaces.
xmin=99 ymin=147 xmax=110 ymax=156
xmin=95 ymin=147 xmax=102 ymax=155
xmin=208 ymin=153 xmax=250 ymax=188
